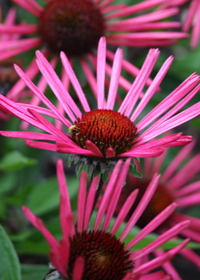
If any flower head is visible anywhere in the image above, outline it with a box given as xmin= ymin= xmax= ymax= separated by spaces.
xmin=0 ymin=0 xmax=188 ymax=61
xmin=0 ymin=0 xmax=188 ymax=117
xmin=0 ymin=37 xmax=200 ymax=177
xmin=23 ymin=158 xmax=190 ymax=279
xmin=117 ymin=141 xmax=200 ymax=278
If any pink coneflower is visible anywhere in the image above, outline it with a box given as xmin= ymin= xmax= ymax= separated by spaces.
xmin=23 ymin=158 xmax=190 ymax=280
xmin=0 ymin=0 xmax=188 ymax=61
xmin=0 ymin=0 xmax=188 ymax=120
xmin=116 ymin=141 xmax=200 ymax=279
xmin=160 ymin=0 xmax=200 ymax=48
xmin=0 ymin=37 xmax=200 ymax=176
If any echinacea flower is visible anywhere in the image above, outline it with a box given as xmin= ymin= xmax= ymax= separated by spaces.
xmin=159 ymin=0 xmax=200 ymax=48
xmin=0 ymin=0 xmax=188 ymax=121
xmin=23 ymin=158 xmax=191 ymax=280
xmin=116 ymin=141 xmax=200 ymax=279
xmin=0 ymin=37 xmax=200 ymax=177
xmin=0 ymin=0 xmax=188 ymax=62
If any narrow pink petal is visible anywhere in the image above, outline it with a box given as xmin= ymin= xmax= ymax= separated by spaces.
xmin=134 ymin=221 xmax=190 ymax=260
xmin=7 ymin=56 xmax=40 ymax=100
xmin=106 ymin=48 xmax=123 ymax=110
xmin=0 ymin=131 xmax=57 ymax=141
xmin=35 ymin=52 xmax=79 ymax=121
xmin=107 ymin=9 xmax=181 ymax=31
xmin=167 ymin=154 xmax=200 ymax=190
xmin=161 ymin=141 xmax=195 ymax=183
xmin=12 ymin=0 xmax=41 ymax=16
xmin=176 ymin=193 xmax=200 ymax=207
xmin=72 ymin=257 xmax=85 ymax=280
xmin=130 ymin=56 xmax=173 ymax=122
xmin=57 ymin=146 xmax=95 ymax=157
xmin=191 ymin=3 xmax=200 ymax=48
xmin=102 ymin=4 xmax=127 ymax=14
xmin=81 ymin=57 xmax=97 ymax=98
xmin=152 ymin=149 xmax=167 ymax=174
xmin=141 ymin=102 xmax=200 ymax=143
xmin=85 ymin=140 xmax=104 ymax=158
xmin=134 ymin=133 xmax=182 ymax=149
xmin=105 ymin=147 xmax=116 ymax=158
xmin=106 ymin=37 xmax=178 ymax=47
xmin=56 ymin=159 xmax=74 ymax=237
xmin=59 ymin=238 xmax=70 ymax=276
xmin=120 ymin=174 xmax=160 ymax=241
xmin=77 ymin=171 xmax=87 ymax=233
xmin=102 ymin=158 xmax=131 ymax=231
xmin=97 ymin=37 xmax=106 ymax=109
xmin=28 ymin=109 xmax=72 ymax=142
xmin=0 ymin=37 xmax=40 ymax=51
xmin=0 ymin=24 xmax=37 ymax=34
xmin=119 ymin=49 xmax=160 ymax=117
xmin=181 ymin=248 xmax=200 ymax=269
xmin=60 ymin=51 xmax=90 ymax=112
xmin=137 ymin=74 xmax=200 ymax=132
xmin=107 ymin=21 xmax=181 ymax=32
xmin=13 ymin=63 xmax=72 ymax=128
xmin=160 ymin=136 xmax=192 ymax=147
xmin=138 ymin=83 xmax=200 ymax=139
xmin=174 ymin=181 xmax=200 ymax=197
xmin=126 ymin=202 xmax=177 ymax=250
xmin=26 ymin=140 xmax=57 ymax=151
xmin=111 ymin=189 xmax=139 ymax=235
xmin=94 ymin=160 xmax=123 ymax=231
xmin=0 ymin=95 xmax=50 ymax=132
xmin=133 ymin=238 xmax=190 ymax=276
xmin=119 ymin=148 xmax=164 ymax=158
xmin=0 ymin=38 xmax=41 ymax=61
xmin=172 ymin=213 xmax=200 ymax=231
xmin=105 ymin=0 xmax=169 ymax=20
xmin=22 ymin=206 xmax=59 ymax=249
xmin=181 ymin=227 xmax=200 ymax=243
xmin=49 ymin=249 xmax=67 ymax=278
xmin=106 ymin=49 xmax=153 ymax=88
xmin=84 ymin=176 xmax=99 ymax=231
xmin=183 ymin=0 xmax=198 ymax=31
xmin=154 ymin=250 xmax=182 ymax=280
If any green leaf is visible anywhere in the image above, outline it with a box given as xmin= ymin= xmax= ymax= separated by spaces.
xmin=0 ymin=224 xmax=21 ymax=280
xmin=21 ymin=264 xmax=48 ymax=280
xmin=26 ymin=176 xmax=79 ymax=216
xmin=0 ymin=173 xmax=16 ymax=194
xmin=15 ymin=241 xmax=49 ymax=255
xmin=0 ymin=151 xmax=36 ymax=171
xmin=129 ymin=164 xmax=143 ymax=178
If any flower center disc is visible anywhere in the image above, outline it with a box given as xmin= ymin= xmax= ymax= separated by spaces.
xmin=70 ymin=109 xmax=137 ymax=157
xmin=68 ymin=231 xmax=133 ymax=280
xmin=38 ymin=0 xmax=105 ymax=57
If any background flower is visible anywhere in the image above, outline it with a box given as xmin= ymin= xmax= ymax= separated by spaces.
xmin=116 ymin=140 xmax=200 ymax=279
xmin=1 ymin=0 xmax=186 ymax=115
xmin=23 ymin=158 xmax=191 ymax=279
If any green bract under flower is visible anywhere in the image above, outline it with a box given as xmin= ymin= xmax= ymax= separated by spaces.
xmin=38 ymin=0 xmax=105 ymax=56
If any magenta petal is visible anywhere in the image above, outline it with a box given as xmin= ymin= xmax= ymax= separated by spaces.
xmin=106 ymin=147 xmax=116 ymax=158
xmin=25 ymin=140 xmax=57 ymax=151
xmin=85 ymin=140 xmax=104 ymax=158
